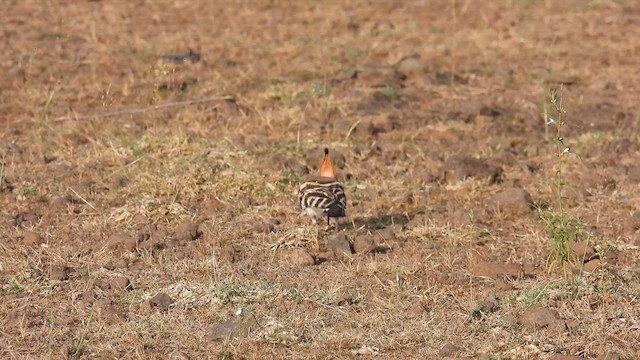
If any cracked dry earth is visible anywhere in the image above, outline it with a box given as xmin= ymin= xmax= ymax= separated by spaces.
xmin=2 ymin=1 xmax=640 ymax=359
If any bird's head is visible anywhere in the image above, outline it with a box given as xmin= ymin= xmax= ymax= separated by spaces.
xmin=319 ymin=148 xmax=337 ymax=179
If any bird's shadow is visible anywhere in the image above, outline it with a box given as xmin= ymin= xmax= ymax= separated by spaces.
xmin=349 ymin=211 xmax=419 ymax=231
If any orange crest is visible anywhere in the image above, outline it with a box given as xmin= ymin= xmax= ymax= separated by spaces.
xmin=319 ymin=148 xmax=337 ymax=179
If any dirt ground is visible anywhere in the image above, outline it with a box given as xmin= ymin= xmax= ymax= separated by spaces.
xmin=2 ymin=0 xmax=640 ymax=359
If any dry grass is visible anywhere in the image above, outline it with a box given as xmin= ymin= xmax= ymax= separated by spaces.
xmin=2 ymin=0 xmax=640 ymax=359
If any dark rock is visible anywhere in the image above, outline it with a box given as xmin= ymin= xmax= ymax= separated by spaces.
xmin=472 ymin=261 xmax=523 ymax=279
xmin=439 ymin=343 xmax=461 ymax=357
xmin=394 ymin=54 xmax=425 ymax=78
xmin=22 ymin=231 xmax=44 ymax=246
xmin=290 ymin=248 xmax=315 ymax=266
xmin=570 ymin=241 xmax=596 ymax=260
xmin=254 ymin=218 xmax=280 ymax=234
xmin=353 ymin=235 xmax=376 ymax=253
xmin=518 ymin=304 xmax=565 ymax=334
xmin=148 ymin=292 xmax=173 ymax=311
xmin=218 ymin=244 xmax=237 ymax=264
xmin=173 ymin=222 xmax=201 ymax=241
xmin=628 ymin=166 xmax=640 ymax=182
xmin=328 ymin=234 xmax=353 ymax=259
xmin=50 ymin=265 xmax=73 ymax=281
xmin=583 ymin=259 xmax=602 ymax=272
xmin=491 ymin=187 xmax=533 ymax=214
xmin=472 ymin=296 xmax=498 ymax=319
xmin=212 ymin=309 xmax=258 ymax=340
xmin=110 ymin=276 xmax=133 ymax=293
xmin=443 ymin=156 xmax=502 ymax=184
xmin=353 ymin=65 xmax=405 ymax=88
xmin=107 ymin=234 xmax=138 ymax=253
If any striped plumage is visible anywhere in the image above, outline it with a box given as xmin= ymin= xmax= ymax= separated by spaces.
xmin=298 ymin=149 xmax=347 ymax=230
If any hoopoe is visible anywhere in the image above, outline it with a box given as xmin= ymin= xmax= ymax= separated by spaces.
xmin=298 ymin=148 xmax=347 ymax=231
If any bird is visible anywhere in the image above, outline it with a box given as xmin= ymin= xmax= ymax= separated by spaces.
xmin=298 ymin=148 xmax=347 ymax=232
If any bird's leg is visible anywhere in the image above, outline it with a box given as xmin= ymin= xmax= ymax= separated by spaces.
xmin=334 ymin=218 xmax=339 ymax=233
xmin=312 ymin=218 xmax=320 ymax=251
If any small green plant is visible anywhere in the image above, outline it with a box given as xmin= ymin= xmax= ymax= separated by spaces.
xmin=538 ymin=209 xmax=582 ymax=272
xmin=67 ymin=336 xmax=88 ymax=358
xmin=18 ymin=183 xmax=37 ymax=198
xmin=308 ymin=83 xmax=330 ymax=98
xmin=540 ymin=87 xmax=584 ymax=273
xmin=544 ymin=87 xmax=570 ymax=210
xmin=380 ymin=85 xmax=402 ymax=99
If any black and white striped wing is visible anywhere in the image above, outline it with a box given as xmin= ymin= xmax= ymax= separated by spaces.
xmin=299 ymin=179 xmax=347 ymax=218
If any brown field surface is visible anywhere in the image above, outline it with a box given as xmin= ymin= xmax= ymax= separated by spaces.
xmin=2 ymin=1 xmax=640 ymax=359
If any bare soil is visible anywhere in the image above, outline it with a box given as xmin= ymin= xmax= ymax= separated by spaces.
xmin=1 ymin=1 xmax=640 ymax=359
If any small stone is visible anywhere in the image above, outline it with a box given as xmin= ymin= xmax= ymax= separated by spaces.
xmin=394 ymin=54 xmax=425 ymax=77
xmin=283 ymin=158 xmax=309 ymax=176
xmin=472 ymin=261 xmax=523 ymax=279
xmin=149 ymin=292 xmax=173 ymax=311
xmin=443 ymin=156 xmax=503 ymax=184
xmin=114 ymin=258 xmax=128 ymax=269
xmin=50 ymin=265 xmax=73 ymax=281
xmin=353 ymin=65 xmax=405 ymax=88
xmin=131 ymin=213 xmax=149 ymax=225
xmin=502 ymin=314 xmax=518 ymax=327
xmin=491 ymin=188 xmax=533 ymax=214
xmin=219 ymin=245 xmax=237 ymax=264
xmin=328 ymin=234 xmax=353 ymax=259
xmin=438 ymin=343 xmax=461 ymax=357
xmin=22 ymin=231 xmax=44 ymax=246
xmin=80 ymin=289 xmax=97 ymax=305
xmin=95 ymin=279 xmax=111 ymax=291
xmin=518 ymin=304 xmax=565 ymax=333
xmin=472 ymin=294 xmax=498 ymax=319
xmin=211 ymin=319 xmax=239 ymax=340
xmin=407 ymin=300 xmax=429 ymax=315
xmin=479 ymin=106 xmax=501 ymax=117
xmin=366 ymin=114 xmax=397 ymax=135
xmin=495 ymin=277 xmax=515 ymax=291
xmin=211 ymin=310 xmax=258 ymax=340
xmin=204 ymin=198 xmax=226 ymax=211
xmin=290 ymin=248 xmax=315 ymax=266
xmin=353 ymin=235 xmax=376 ymax=253
xmin=477 ymin=299 xmax=497 ymax=314
xmin=137 ymin=223 xmax=157 ymax=242
xmin=110 ymin=276 xmax=132 ymax=293
xmin=373 ymin=228 xmax=397 ymax=243
xmin=627 ymin=166 xmax=640 ymax=182
xmin=254 ymin=218 xmax=280 ymax=234
xmin=138 ymin=238 xmax=166 ymax=253
xmin=565 ymin=319 xmax=579 ymax=331
xmin=109 ymin=176 xmax=129 ymax=189
xmin=107 ymin=234 xmax=138 ymax=253
xmin=151 ymin=228 xmax=170 ymax=242
xmin=140 ymin=300 xmax=154 ymax=313
xmin=570 ymin=241 xmax=596 ymax=260
xmin=173 ymin=222 xmax=200 ymax=241
xmin=583 ymin=259 xmax=602 ymax=272
xmin=602 ymin=248 xmax=619 ymax=265
xmin=94 ymin=298 xmax=124 ymax=324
